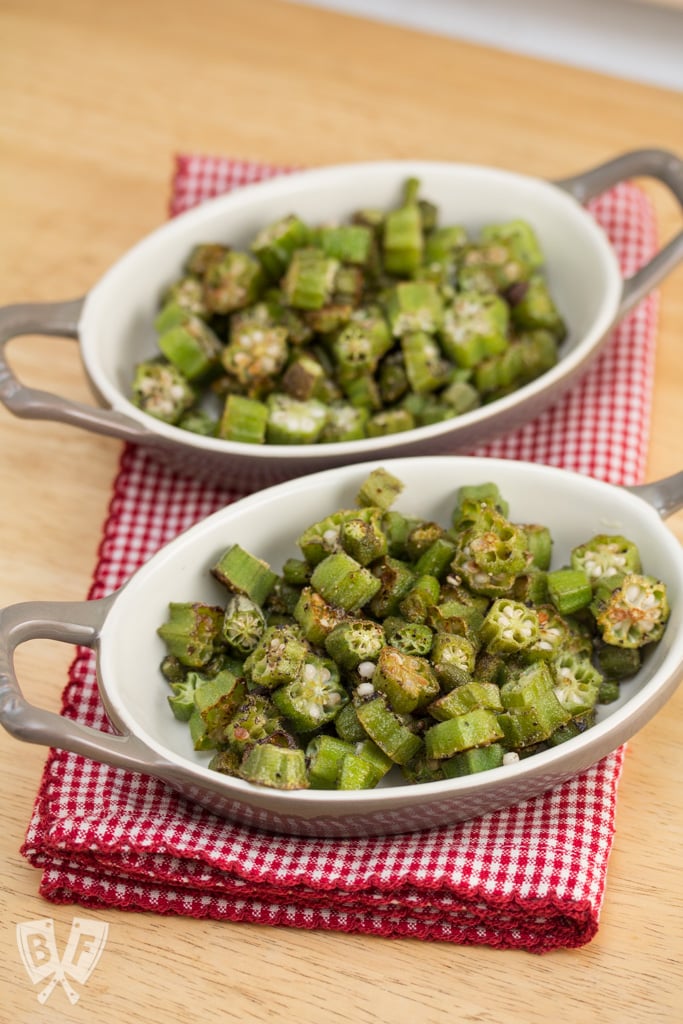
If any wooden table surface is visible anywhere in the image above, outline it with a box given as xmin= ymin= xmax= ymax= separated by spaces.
xmin=1 ymin=1 xmax=682 ymax=1020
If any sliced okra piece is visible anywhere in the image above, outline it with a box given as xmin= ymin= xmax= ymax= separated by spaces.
xmin=509 ymin=273 xmax=567 ymax=339
xmin=398 ymin=573 xmax=441 ymax=622
xmin=371 ymin=644 xmax=439 ymax=715
xmin=439 ymin=292 xmax=509 ymax=368
xmin=243 ymin=623 xmax=309 ymax=689
xmin=430 ymin=632 xmax=477 ymax=690
xmin=366 ymin=408 xmax=416 ymax=438
xmin=158 ymin=280 xmax=208 ymax=325
xmin=194 ymin=670 xmax=247 ymax=743
xmin=186 ymin=242 xmax=230 ymax=277
xmin=522 ymin=604 xmax=575 ymax=662
xmin=280 ymin=351 xmax=328 ymax=402
xmin=281 ymin=557 xmax=312 ymax=587
xmin=423 ymin=224 xmax=468 ymax=266
xmin=238 ymin=743 xmax=309 ymax=790
xmin=546 ymin=711 xmax=596 ymax=746
xmin=297 ymin=508 xmax=355 ymax=565
xmin=354 ymin=695 xmax=423 ymax=765
xmin=480 ymin=219 xmax=544 ymax=272
xmin=221 ymin=593 xmax=266 ymax=656
xmin=339 ymin=509 xmax=388 ymax=565
xmin=305 ymin=734 xmax=356 ymax=789
xmin=334 ymin=701 xmax=368 ymax=743
xmin=354 ymin=738 xmax=393 ymax=777
xmin=324 ymin=618 xmax=386 ymax=671
xmin=339 ymin=371 xmax=383 ymax=412
xmin=498 ymin=663 xmax=570 ymax=745
xmin=188 ymin=707 xmax=218 ymax=750
xmin=414 ymin=536 xmax=458 ymax=579
xmin=550 ymin=652 xmax=603 ymax=717
xmin=401 ymin=331 xmax=452 ymax=394
xmin=178 ymin=409 xmax=218 ymax=437
xmin=336 ymin=751 xmax=384 ymax=790
xmin=440 ymin=378 xmax=481 ymax=416
xmin=509 ymin=570 xmax=548 ymax=606
xmin=594 ymin=573 xmax=670 ymax=648
xmin=378 ymin=351 xmax=410 ymax=405
xmin=264 ymin=579 xmax=301 ymax=620
xmin=426 ymin=600 xmax=484 ymax=647
xmin=400 ymin=751 xmax=446 ymax=785
xmin=250 ymin=213 xmax=311 ymax=279
xmin=217 ymin=393 xmax=269 ymax=443
xmin=383 ymin=281 xmax=443 ymax=337
xmin=331 ymin=306 xmax=393 ymax=373
xmin=441 ymin=742 xmax=505 ymax=779
xmin=427 ymin=681 xmax=503 ymax=721
xmin=405 ymin=521 xmax=446 ymax=561
xmin=452 ymin=482 xmax=509 ymax=526
xmin=594 ymin=643 xmax=641 ymax=679
xmin=546 ymin=567 xmax=593 ymax=616
xmin=460 ymin=238 xmax=530 ymax=291
xmin=303 ymin=300 xmax=355 ymax=334
xmin=424 ymin=708 xmax=504 ymax=759
xmin=282 ymin=247 xmax=339 ymax=310
xmin=314 ymin=224 xmax=373 ymax=265
xmin=480 ymin=599 xmax=540 ymax=655
xmin=167 ymin=675 xmax=199 ymax=722
xmin=221 ymin=322 xmax=289 ymax=392
xmin=211 ymin=544 xmax=278 ymax=605
xmin=203 ymin=250 xmax=265 ymax=314
xmin=453 ymin=514 xmax=531 ymax=597
xmin=223 ymin=694 xmax=285 ymax=754
xmin=571 ymin=534 xmax=642 ymax=584
xmin=271 ymin=655 xmax=347 ymax=732
xmin=520 ymin=523 xmax=553 ymax=571
xmin=293 ymin=587 xmax=348 ymax=646
xmin=319 ymin=402 xmax=370 ymax=443
xmin=383 ymin=620 xmax=434 ymax=658
xmin=131 ymin=360 xmax=196 ymax=424
xmin=158 ymin=317 xmax=223 ymax=382
xmin=382 ymin=176 xmax=424 ymax=276
xmin=598 ymin=679 xmax=621 ymax=704
xmin=368 ymin=556 xmax=416 ymax=618
xmin=157 ymin=602 xmax=224 ymax=668
xmin=310 ymin=551 xmax=382 ymax=612
xmin=475 ymin=331 xmax=558 ymax=397
xmin=381 ymin=510 xmax=422 ymax=558
xmin=356 ymin=466 xmax=404 ymax=511
xmin=208 ymin=747 xmax=242 ymax=776
xmin=265 ymin=394 xmax=329 ymax=445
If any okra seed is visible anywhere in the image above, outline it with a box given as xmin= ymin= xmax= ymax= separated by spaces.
xmin=357 ymin=661 xmax=376 ymax=678
xmin=503 ymin=752 xmax=520 ymax=766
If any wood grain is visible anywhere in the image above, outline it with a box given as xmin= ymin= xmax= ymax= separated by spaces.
xmin=1 ymin=1 xmax=682 ymax=1020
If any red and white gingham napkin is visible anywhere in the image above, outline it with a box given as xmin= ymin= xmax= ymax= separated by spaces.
xmin=21 ymin=155 xmax=659 ymax=952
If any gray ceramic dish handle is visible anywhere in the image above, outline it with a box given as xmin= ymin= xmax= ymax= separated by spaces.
xmin=0 ymin=149 xmax=681 ymax=439
xmin=554 ymin=147 xmax=683 ymax=319
xmin=0 ymin=471 xmax=681 ymax=767
xmin=0 ymin=297 xmax=152 ymax=443
xmin=0 ymin=594 xmax=157 ymax=773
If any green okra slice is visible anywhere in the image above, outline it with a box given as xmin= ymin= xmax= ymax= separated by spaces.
xmin=203 ymin=250 xmax=265 ymax=314
xmin=356 ymin=467 xmax=404 ymax=510
xmin=271 ymin=655 xmax=348 ymax=732
xmin=354 ymin=695 xmax=423 ymax=765
xmin=158 ymin=317 xmax=223 ymax=381
xmin=546 ymin=567 xmax=593 ymax=615
xmin=217 ymin=393 xmax=269 ymax=444
xmin=439 ymin=378 xmax=481 ymax=416
xmin=366 ymin=409 xmax=416 ymax=437
xmin=238 ymin=743 xmax=309 ymax=790
xmin=314 ymin=224 xmax=374 ymax=265
xmin=401 ymin=331 xmax=452 ymax=394
xmin=427 ymin=681 xmax=503 ymax=721
xmin=306 ymin=734 xmax=356 ymax=789
xmin=221 ymin=322 xmax=289 ymax=392
xmin=398 ymin=573 xmax=441 ymax=622
xmin=221 ymin=593 xmax=266 ymax=656
xmin=336 ymin=752 xmax=384 ymax=790
xmin=480 ymin=219 xmax=544 ymax=272
xmin=441 ymin=742 xmax=506 ymax=778
xmin=383 ymin=621 xmax=434 ymax=658
xmin=509 ymin=273 xmax=567 ymax=339
xmin=368 ymin=556 xmax=416 ymax=618
xmin=475 ymin=331 xmax=559 ymax=398
xmin=593 ymin=572 xmax=670 ymax=648
xmin=378 ymin=352 xmax=410 ymax=405
xmin=549 ymin=652 xmax=603 ymax=717
xmin=439 ymin=292 xmax=509 ymax=368
xmin=383 ymin=281 xmax=443 ymax=337
xmin=157 ymin=602 xmax=224 ymax=668
xmin=293 ymin=587 xmax=348 ymax=646
xmin=598 ymin=679 xmax=621 ymax=705
xmin=480 ymin=599 xmax=540 ymax=655
xmin=223 ymin=694 xmax=285 ymax=754
xmin=158 ymin=278 xmax=208 ymax=324
xmin=166 ymin=675 xmax=199 ymax=722
xmin=319 ymin=402 xmax=370 ymax=443
xmin=334 ymin=701 xmax=368 ymax=743
xmin=571 ymin=534 xmax=642 ymax=584
xmin=429 ymin=632 xmax=477 ymax=690
xmin=282 ymin=247 xmax=339 ymax=310
xmin=280 ymin=351 xmax=330 ymax=402
xmin=131 ymin=360 xmax=196 ymax=425
xmin=266 ymin=394 xmax=328 ymax=445
xmin=594 ymin=643 xmax=641 ymax=680
xmin=414 ymin=536 xmax=458 ymax=579
xmin=339 ymin=371 xmax=383 ymax=411
xmin=251 ymin=213 xmax=311 ymax=279
xmin=310 ymin=551 xmax=382 ymax=612
xmin=424 ymin=708 xmax=504 ymax=760
xmin=452 ymin=482 xmax=509 ymax=525
xmin=243 ymin=623 xmax=309 ymax=689
xmin=339 ymin=509 xmax=388 ymax=565
xmin=324 ymin=618 xmax=386 ymax=671
xmin=178 ymin=409 xmax=218 ymax=437
xmin=186 ymin=242 xmax=230 ymax=277
xmin=331 ymin=315 xmax=393 ymax=375
xmin=382 ymin=177 xmax=424 ymax=276
xmin=371 ymin=644 xmax=439 ymax=714
xmin=211 ymin=544 xmax=278 ymax=605
xmin=520 ymin=522 xmax=553 ymax=571
xmin=193 ymin=670 xmax=247 ymax=743
xmin=497 ymin=662 xmax=570 ymax=746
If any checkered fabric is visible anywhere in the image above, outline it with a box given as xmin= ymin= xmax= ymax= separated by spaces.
xmin=21 ymin=155 xmax=659 ymax=952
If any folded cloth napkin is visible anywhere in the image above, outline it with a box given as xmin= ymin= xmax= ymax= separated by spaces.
xmin=21 ymin=155 xmax=659 ymax=952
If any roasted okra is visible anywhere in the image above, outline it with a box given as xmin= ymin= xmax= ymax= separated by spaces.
xmin=157 ymin=469 xmax=670 ymax=791
xmin=133 ymin=180 xmax=567 ymax=442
